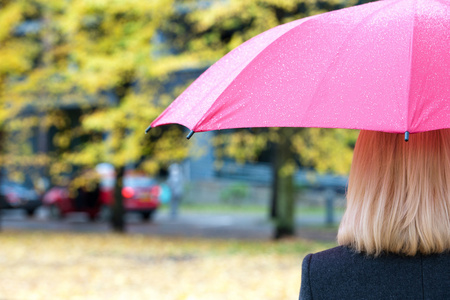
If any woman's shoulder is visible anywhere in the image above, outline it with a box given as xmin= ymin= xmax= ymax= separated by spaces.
xmin=303 ymin=246 xmax=362 ymax=274
xmin=304 ymin=245 xmax=359 ymax=265
xmin=308 ymin=245 xmax=354 ymax=258
xmin=300 ymin=247 xmax=373 ymax=300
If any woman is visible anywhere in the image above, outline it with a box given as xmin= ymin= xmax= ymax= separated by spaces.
xmin=299 ymin=130 xmax=450 ymax=299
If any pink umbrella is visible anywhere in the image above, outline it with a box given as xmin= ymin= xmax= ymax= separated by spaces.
xmin=149 ymin=0 xmax=450 ymax=141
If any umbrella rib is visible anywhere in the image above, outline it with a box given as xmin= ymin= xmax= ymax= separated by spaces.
xmin=192 ymin=16 xmax=324 ymax=131
xmin=405 ymin=0 xmax=418 ymax=134
xmin=301 ymin=0 xmax=405 ymax=127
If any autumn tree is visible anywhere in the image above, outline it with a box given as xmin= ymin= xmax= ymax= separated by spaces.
xmin=0 ymin=0 xmax=191 ymax=231
xmin=57 ymin=0 xmax=191 ymax=231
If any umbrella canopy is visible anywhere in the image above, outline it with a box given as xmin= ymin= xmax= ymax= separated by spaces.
xmin=149 ymin=0 xmax=450 ymax=138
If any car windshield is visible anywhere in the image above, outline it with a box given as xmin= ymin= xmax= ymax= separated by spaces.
xmin=123 ymin=177 xmax=155 ymax=188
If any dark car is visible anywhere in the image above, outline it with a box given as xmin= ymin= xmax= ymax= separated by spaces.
xmin=0 ymin=181 xmax=41 ymax=217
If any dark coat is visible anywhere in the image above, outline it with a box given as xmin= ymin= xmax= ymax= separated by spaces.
xmin=299 ymin=246 xmax=450 ymax=300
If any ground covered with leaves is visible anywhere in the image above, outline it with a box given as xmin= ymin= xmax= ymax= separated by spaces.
xmin=0 ymin=231 xmax=334 ymax=300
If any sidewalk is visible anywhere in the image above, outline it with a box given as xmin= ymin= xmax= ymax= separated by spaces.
xmin=149 ymin=211 xmax=339 ymax=241
xmin=1 ymin=209 xmax=339 ymax=242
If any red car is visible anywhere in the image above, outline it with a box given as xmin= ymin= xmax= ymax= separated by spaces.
xmin=43 ymin=173 xmax=161 ymax=221
xmin=100 ymin=174 xmax=161 ymax=220
xmin=43 ymin=186 xmax=101 ymax=220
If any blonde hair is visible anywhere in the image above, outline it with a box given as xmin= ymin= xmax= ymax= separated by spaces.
xmin=338 ymin=129 xmax=450 ymax=256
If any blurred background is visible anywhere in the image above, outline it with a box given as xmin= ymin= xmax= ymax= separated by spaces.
xmin=0 ymin=0 xmax=373 ymax=299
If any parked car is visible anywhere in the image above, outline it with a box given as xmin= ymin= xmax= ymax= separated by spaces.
xmin=43 ymin=171 xmax=161 ymax=221
xmin=98 ymin=172 xmax=161 ymax=221
xmin=0 ymin=181 xmax=41 ymax=217
xmin=43 ymin=185 xmax=101 ymax=221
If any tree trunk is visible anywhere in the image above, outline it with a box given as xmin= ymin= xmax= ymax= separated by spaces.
xmin=270 ymin=142 xmax=279 ymax=220
xmin=0 ymin=130 xmax=5 ymax=232
xmin=111 ymin=166 xmax=125 ymax=232
xmin=273 ymin=128 xmax=296 ymax=239
xmin=109 ymin=80 xmax=133 ymax=233
xmin=274 ymin=171 xmax=295 ymax=239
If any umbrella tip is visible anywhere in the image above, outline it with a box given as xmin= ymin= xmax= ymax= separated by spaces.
xmin=187 ymin=130 xmax=195 ymax=140
xmin=145 ymin=125 xmax=152 ymax=134
xmin=405 ymin=131 xmax=409 ymax=142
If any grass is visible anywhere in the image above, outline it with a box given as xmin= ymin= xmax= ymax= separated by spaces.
xmin=0 ymin=231 xmax=335 ymax=300
xmin=162 ymin=202 xmax=346 ymax=217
